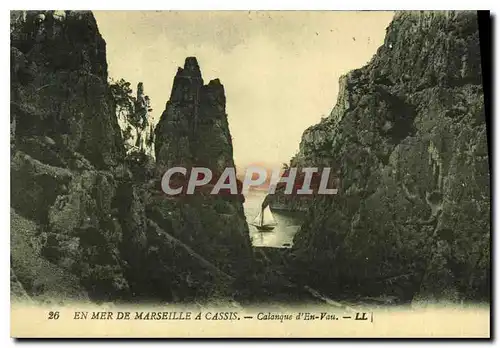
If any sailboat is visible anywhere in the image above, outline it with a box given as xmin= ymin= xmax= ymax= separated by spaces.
xmin=251 ymin=206 xmax=278 ymax=231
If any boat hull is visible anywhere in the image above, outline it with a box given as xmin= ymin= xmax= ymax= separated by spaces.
xmin=251 ymin=224 xmax=276 ymax=231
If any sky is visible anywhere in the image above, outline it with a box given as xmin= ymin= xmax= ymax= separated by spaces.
xmin=94 ymin=11 xmax=394 ymax=169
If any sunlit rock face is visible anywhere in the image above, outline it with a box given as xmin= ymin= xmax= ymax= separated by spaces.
xmin=134 ymin=82 xmax=155 ymax=157
xmin=287 ymin=11 xmax=489 ymax=305
xmin=115 ymin=82 xmax=155 ymax=158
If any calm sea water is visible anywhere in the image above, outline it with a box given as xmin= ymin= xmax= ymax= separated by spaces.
xmin=243 ymin=190 xmax=305 ymax=248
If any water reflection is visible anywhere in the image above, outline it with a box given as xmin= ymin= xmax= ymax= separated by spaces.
xmin=243 ymin=190 xmax=305 ymax=248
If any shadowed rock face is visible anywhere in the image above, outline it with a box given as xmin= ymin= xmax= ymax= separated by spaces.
xmin=155 ymin=57 xmax=234 ymax=174
xmin=286 ymin=11 xmax=490 ymax=304
xmin=152 ymin=57 xmax=253 ymax=284
xmin=11 ymin=10 xmax=128 ymax=303
xmin=11 ymin=10 xmax=123 ymax=169
xmin=11 ymin=12 xmax=252 ymax=304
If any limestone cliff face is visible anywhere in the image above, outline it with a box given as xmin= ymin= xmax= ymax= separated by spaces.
xmin=288 ymin=11 xmax=489 ymax=304
xmin=11 ymin=12 xmax=252 ymax=304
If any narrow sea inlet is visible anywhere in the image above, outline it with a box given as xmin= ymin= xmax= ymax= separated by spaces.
xmin=243 ymin=190 xmax=305 ymax=248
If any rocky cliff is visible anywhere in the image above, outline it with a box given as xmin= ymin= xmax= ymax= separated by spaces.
xmin=287 ymin=11 xmax=490 ymax=304
xmin=11 ymin=11 xmax=252 ymax=305
xmin=147 ymin=57 xmax=254 ymax=299
xmin=11 ymin=10 xmax=127 ymax=303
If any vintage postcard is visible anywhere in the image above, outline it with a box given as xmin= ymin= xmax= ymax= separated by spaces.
xmin=10 ymin=10 xmax=491 ymax=338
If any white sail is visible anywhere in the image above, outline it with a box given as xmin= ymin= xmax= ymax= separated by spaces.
xmin=252 ymin=206 xmax=277 ymax=227
xmin=262 ymin=206 xmax=277 ymax=226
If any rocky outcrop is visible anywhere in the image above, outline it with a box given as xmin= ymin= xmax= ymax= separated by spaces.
xmin=286 ymin=11 xmax=490 ymax=304
xmin=10 ymin=10 xmax=129 ymax=303
xmin=134 ymin=83 xmax=155 ymax=157
xmin=152 ymin=57 xmax=253 ymax=280
xmin=11 ymin=11 xmax=123 ymax=169
xmin=11 ymin=11 xmax=252 ymax=305
xmin=155 ymin=58 xmax=235 ymax=173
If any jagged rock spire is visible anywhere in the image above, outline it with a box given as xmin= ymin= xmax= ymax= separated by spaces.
xmin=155 ymin=57 xmax=234 ymax=174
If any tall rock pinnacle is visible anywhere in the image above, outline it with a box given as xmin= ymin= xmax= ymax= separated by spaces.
xmin=155 ymin=57 xmax=234 ymax=174
xmin=169 ymin=56 xmax=203 ymax=104
xmin=150 ymin=57 xmax=253 ymax=282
